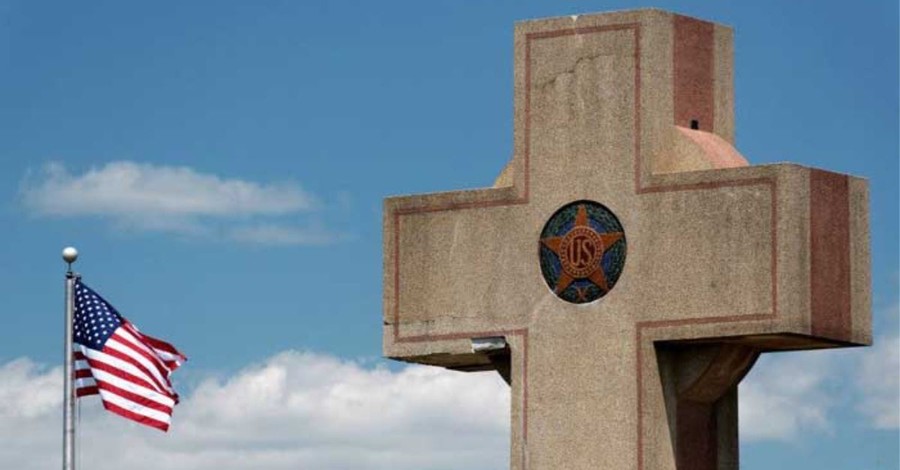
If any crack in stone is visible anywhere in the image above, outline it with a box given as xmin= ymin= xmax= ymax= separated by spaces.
xmin=535 ymin=52 xmax=611 ymax=90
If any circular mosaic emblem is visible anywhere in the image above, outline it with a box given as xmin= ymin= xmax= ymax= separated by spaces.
xmin=539 ymin=200 xmax=627 ymax=304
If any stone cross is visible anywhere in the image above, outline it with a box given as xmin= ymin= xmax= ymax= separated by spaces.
xmin=382 ymin=9 xmax=870 ymax=470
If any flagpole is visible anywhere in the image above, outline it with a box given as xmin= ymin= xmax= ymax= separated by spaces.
xmin=62 ymin=247 xmax=79 ymax=470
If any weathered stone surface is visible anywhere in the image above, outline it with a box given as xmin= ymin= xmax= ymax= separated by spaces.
xmin=383 ymin=9 xmax=870 ymax=470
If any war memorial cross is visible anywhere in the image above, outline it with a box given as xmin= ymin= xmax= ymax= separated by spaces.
xmin=383 ymin=9 xmax=870 ymax=470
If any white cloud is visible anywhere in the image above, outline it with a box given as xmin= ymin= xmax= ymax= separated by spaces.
xmin=0 ymin=358 xmax=62 ymax=420
xmin=739 ymin=349 xmax=844 ymax=441
xmin=4 ymin=323 xmax=896 ymax=469
xmin=20 ymin=161 xmax=335 ymax=244
xmin=856 ymin=304 xmax=900 ymax=429
xmin=739 ymin=302 xmax=900 ymax=440
xmin=23 ymin=161 xmax=315 ymax=217
xmin=229 ymin=223 xmax=342 ymax=246
xmin=0 ymin=351 xmax=510 ymax=470
xmin=857 ymin=335 xmax=900 ymax=428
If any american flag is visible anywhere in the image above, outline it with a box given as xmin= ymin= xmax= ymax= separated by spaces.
xmin=72 ymin=280 xmax=186 ymax=431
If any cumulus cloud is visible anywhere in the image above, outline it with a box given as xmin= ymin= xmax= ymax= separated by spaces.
xmin=19 ymin=161 xmax=338 ymax=245
xmin=857 ymin=334 xmax=900 ymax=428
xmin=739 ymin=302 xmax=900 ymax=439
xmin=23 ymin=161 xmax=314 ymax=217
xmin=0 ymin=358 xmax=62 ymax=420
xmin=0 ymin=351 xmax=510 ymax=470
xmin=738 ymin=349 xmax=844 ymax=441
xmin=4 ymin=324 xmax=896 ymax=469
xmin=856 ymin=304 xmax=900 ymax=429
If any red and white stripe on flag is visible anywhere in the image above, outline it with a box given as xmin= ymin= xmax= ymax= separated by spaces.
xmin=74 ymin=321 xmax=186 ymax=432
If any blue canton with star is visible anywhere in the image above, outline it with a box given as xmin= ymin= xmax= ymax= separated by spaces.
xmin=73 ymin=280 xmax=123 ymax=349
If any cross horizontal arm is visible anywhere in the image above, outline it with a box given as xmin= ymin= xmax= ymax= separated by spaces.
xmin=383 ymin=184 xmax=533 ymax=366
xmin=635 ymin=162 xmax=870 ymax=348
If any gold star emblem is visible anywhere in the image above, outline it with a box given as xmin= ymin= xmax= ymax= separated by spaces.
xmin=540 ymin=204 xmax=624 ymax=295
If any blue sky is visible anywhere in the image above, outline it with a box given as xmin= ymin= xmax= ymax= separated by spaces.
xmin=0 ymin=1 xmax=897 ymax=469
